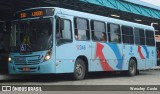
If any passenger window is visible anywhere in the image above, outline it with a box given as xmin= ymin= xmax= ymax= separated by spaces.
xmin=74 ymin=18 xmax=90 ymax=40
xmin=122 ymin=26 xmax=134 ymax=44
xmin=108 ymin=23 xmax=121 ymax=43
xmin=91 ymin=20 xmax=106 ymax=41
xmin=145 ymin=30 xmax=155 ymax=46
xmin=134 ymin=28 xmax=145 ymax=45
xmin=56 ymin=18 xmax=72 ymax=45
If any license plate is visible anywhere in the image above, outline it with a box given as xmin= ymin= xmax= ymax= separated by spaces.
xmin=22 ymin=67 xmax=30 ymax=71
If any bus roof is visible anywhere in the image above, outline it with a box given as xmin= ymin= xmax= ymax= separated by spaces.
xmin=17 ymin=7 xmax=154 ymax=31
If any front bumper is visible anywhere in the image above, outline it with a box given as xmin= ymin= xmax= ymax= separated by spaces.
xmin=8 ymin=60 xmax=56 ymax=74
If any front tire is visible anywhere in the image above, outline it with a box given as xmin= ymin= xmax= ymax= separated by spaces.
xmin=73 ymin=58 xmax=86 ymax=80
xmin=128 ymin=59 xmax=137 ymax=76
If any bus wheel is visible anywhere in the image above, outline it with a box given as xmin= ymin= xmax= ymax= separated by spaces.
xmin=128 ymin=59 xmax=137 ymax=76
xmin=73 ymin=58 xmax=86 ymax=80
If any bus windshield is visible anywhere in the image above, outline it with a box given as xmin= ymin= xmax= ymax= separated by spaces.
xmin=10 ymin=18 xmax=53 ymax=52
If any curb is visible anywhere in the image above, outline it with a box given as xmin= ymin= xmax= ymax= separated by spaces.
xmin=150 ymin=66 xmax=160 ymax=70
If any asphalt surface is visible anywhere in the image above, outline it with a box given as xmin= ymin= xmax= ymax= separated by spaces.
xmin=0 ymin=67 xmax=160 ymax=85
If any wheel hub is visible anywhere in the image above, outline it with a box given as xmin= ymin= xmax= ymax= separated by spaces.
xmin=130 ymin=60 xmax=135 ymax=74
xmin=76 ymin=64 xmax=83 ymax=76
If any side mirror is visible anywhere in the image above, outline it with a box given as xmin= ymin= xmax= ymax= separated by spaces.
xmin=55 ymin=15 xmax=60 ymax=19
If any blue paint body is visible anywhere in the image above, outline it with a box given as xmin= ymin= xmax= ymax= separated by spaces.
xmin=8 ymin=7 xmax=157 ymax=75
xmin=142 ymin=46 xmax=149 ymax=59
xmin=107 ymin=43 xmax=123 ymax=69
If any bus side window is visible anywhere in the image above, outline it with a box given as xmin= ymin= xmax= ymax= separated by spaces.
xmin=56 ymin=18 xmax=72 ymax=45
xmin=74 ymin=17 xmax=90 ymax=41
xmin=91 ymin=20 xmax=106 ymax=41
xmin=108 ymin=23 xmax=121 ymax=43
xmin=122 ymin=26 xmax=134 ymax=44
xmin=134 ymin=28 xmax=145 ymax=45
xmin=145 ymin=30 xmax=155 ymax=46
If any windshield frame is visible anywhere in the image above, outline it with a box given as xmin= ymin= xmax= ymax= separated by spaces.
xmin=10 ymin=17 xmax=54 ymax=52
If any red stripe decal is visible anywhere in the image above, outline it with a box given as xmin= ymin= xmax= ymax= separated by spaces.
xmin=96 ymin=43 xmax=113 ymax=71
xmin=138 ymin=46 xmax=145 ymax=59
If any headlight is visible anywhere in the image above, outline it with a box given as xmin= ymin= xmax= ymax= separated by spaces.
xmin=45 ymin=55 xmax=51 ymax=60
xmin=8 ymin=57 xmax=12 ymax=62
xmin=44 ymin=50 xmax=52 ymax=61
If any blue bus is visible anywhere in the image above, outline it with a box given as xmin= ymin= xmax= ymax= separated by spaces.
xmin=9 ymin=7 xmax=157 ymax=80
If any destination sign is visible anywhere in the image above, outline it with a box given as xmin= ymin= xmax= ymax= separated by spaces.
xmin=15 ymin=8 xmax=54 ymax=19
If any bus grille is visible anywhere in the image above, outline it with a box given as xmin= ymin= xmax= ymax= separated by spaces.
xmin=13 ymin=56 xmax=41 ymax=65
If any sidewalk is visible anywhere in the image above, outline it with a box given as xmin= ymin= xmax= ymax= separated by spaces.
xmin=151 ymin=66 xmax=160 ymax=70
xmin=0 ymin=74 xmax=12 ymax=81
xmin=0 ymin=74 xmax=29 ymax=81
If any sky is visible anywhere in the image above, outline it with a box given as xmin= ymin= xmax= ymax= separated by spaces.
xmin=140 ymin=0 xmax=160 ymax=6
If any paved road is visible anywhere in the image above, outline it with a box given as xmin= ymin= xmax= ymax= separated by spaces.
xmin=0 ymin=69 xmax=160 ymax=85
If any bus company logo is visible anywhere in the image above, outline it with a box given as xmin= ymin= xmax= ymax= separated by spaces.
xmin=2 ymin=86 xmax=11 ymax=91
xmin=129 ymin=46 xmax=134 ymax=55
xmin=19 ymin=57 xmax=26 ymax=61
